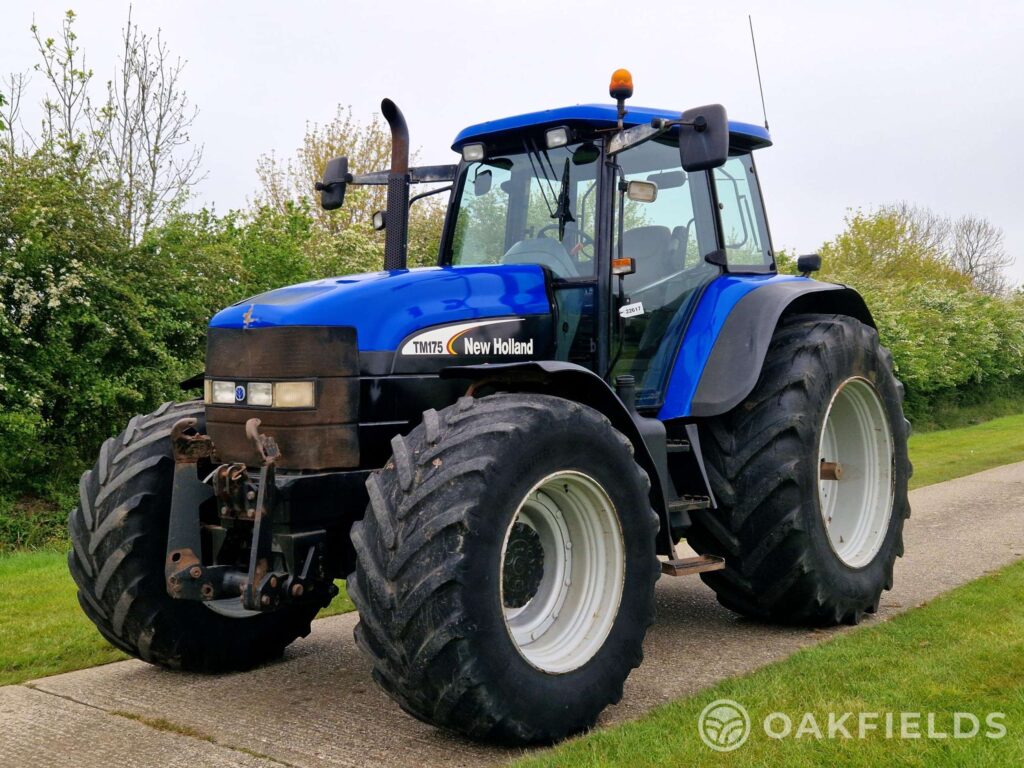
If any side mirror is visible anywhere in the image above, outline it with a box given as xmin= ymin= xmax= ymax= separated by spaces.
xmin=625 ymin=180 xmax=658 ymax=203
xmin=473 ymin=169 xmax=492 ymax=196
xmin=678 ymin=104 xmax=729 ymax=172
xmin=316 ymin=156 xmax=349 ymax=210
xmin=797 ymin=253 xmax=822 ymax=276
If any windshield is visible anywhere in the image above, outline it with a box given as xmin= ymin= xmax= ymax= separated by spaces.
xmin=447 ymin=142 xmax=600 ymax=278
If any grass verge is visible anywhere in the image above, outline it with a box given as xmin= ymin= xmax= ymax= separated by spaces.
xmin=907 ymin=412 xmax=1024 ymax=489
xmin=518 ymin=560 xmax=1024 ymax=767
xmin=0 ymin=550 xmax=353 ymax=686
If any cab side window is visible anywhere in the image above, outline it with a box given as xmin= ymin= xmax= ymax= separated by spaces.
xmin=713 ymin=155 xmax=772 ymax=269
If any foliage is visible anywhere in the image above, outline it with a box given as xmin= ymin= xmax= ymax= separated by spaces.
xmin=255 ymin=104 xmax=446 ymax=270
xmin=22 ymin=9 xmax=203 ymax=243
xmin=783 ymin=208 xmax=1024 ymax=424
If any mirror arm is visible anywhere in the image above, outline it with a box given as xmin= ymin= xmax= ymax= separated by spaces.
xmin=606 ymin=117 xmax=707 ymax=156
xmin=409 ymin=185 xmax=453 ymax=206
xmin=349 ymin=164 xmax=458 ymax=186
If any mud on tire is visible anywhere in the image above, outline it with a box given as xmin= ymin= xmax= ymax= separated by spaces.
xmin=68 ymin=401 xmax=321 ymax=671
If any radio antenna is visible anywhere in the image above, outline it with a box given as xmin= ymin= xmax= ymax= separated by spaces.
xmin=748 ymin=15 xmax=769 ymax=131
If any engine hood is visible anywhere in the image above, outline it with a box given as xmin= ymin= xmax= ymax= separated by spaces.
xmin=209 ymin=265 xmax=552 ymax=352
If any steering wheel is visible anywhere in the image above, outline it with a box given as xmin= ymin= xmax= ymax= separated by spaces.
xmin=537 ymin=224 xmax=595 ymax=262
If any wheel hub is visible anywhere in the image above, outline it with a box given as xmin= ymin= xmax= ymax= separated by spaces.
xmin=502 ymin=523 xmax=545 ymax=608
xmin=818 ymin=377 xmax=895 ymax=568
xmin=499 ymin=470 xmax=625 ymax=674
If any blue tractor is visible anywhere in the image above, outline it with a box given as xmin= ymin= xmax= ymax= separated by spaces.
xmin=70 ymin=70 xmax=911 ymax=744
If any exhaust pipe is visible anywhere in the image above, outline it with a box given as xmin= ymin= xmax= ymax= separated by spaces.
xmin=381 ymin=99 xmax=409 ymax=271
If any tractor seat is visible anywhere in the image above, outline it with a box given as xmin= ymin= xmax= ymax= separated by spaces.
xmin=621 ymin=225 xmax=674 ymax=293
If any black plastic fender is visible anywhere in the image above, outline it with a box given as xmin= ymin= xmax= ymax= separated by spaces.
xmin=442 ymin=361 xmax=680 ymax=554
xmin=689 ymin=280 xmax=875 ymax=418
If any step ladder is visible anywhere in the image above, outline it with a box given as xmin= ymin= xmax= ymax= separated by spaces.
xmin=660 ymin=554 xmax=726 ymax=577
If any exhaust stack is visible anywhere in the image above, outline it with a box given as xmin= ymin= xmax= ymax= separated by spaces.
xmin=381 ymin=99 xmax=410 ymax=271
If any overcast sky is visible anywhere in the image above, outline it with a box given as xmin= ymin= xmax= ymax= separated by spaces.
xmin=3 ymin=0 xmax=1023 ymax=284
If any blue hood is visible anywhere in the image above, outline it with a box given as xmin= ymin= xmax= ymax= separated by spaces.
xmin=209 ymin=265 xmax=552 ymax=352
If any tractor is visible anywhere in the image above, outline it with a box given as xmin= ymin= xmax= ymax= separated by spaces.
xmin=69 ymin=69 xmax=911 ymax=744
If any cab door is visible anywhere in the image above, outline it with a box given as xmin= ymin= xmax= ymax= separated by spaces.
xmin=608 ymin=138 xmax=719 ymax=410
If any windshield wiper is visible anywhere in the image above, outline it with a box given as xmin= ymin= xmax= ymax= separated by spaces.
xmin=552 ymin=157 xmax=575 ymax=240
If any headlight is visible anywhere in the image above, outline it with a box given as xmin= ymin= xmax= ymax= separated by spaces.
xmin=461 ymin=143 xmax=485 ymax=162
xmin=205 ymin=379 xmax=316 ymax=408
xmin=248 ymin=382 xmax=274 ymax=406
xmin=211 ymin=380 xmax=236 ymax=404
xmin=273 ymin=381 xmax=315 ymax=409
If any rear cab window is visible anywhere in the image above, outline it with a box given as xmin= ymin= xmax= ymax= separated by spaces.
xmin=713 ymin=155 xmax=773 ymax=271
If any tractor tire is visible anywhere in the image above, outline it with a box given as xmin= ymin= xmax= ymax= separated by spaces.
xmin=349 ymin=394 xmax=659 ymax=744
xmin=68 ymin=400 xmax=321 ymax=671
xmin=687 ymin=314 xmax=911 ymax=626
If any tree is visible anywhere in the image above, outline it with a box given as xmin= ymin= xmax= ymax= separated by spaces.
xmin=20 ymin=9 xmax=203 ymax=241
xmin=880 ymin=203 xmax=1012 ymax=296
xmin=256 ymin=106 xmax=392 ymax=234
xmin=949 ymin=215 xmax=1011 ymax=295
xmin=31 ymin=10 xmax=92 ymax=152
xmin=91 ymin=7 xmax=204 ymax=242
xmin=255 ymin=105 xmax=447 ymax=271
xmin=0 ymin=72 xmax=30 ymax=157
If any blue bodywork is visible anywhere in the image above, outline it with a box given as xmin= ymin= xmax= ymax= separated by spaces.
xmin=657 ymin=273 xmax=801 ymax=420
xmin=452 ymin=104 xmax=772 ymax=151
xmin=210 ymin=263 xmax=799 ymax=418
xmin=209 ymin=265 xmax=551 ymax=351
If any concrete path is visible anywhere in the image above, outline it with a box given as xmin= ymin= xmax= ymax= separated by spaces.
xmin=2 ymin=462 xmax=1023 ymax=767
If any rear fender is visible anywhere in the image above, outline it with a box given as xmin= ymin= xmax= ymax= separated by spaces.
xmin=663 ymin=277 xmax=874 ymax=420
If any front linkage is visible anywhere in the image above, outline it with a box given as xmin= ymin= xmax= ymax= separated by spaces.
xmin=164 ymin=417 xmax=336 ymax=613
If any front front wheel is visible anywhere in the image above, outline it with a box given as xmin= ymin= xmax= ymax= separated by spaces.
xmin=349 ymin=394 xmax=659 ymax=744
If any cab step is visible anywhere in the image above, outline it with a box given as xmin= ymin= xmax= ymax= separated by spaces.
xmin=661 ymin=554 xmax=726 ymax=577
xmin=667 ymin=494 xmax=712 ymax=513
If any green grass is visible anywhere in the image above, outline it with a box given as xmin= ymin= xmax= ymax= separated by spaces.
xmin=907 ymin=412 xmax=1024 ymax=489
xmin=0 ymin=550 xmax=353 ymax=686
xmin=519 ymin=560 xmax=1024 ymax=767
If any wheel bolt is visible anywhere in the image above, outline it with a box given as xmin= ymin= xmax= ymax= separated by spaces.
xmin=261 ymin=595 xmax=271 ymax=607
xmin=291 ymin=583 xmax=304 ymax=597
xmin=246 ymin=490 xmax=256 ymax=501
xmin=189 ymin=566 xmax=202 ymax=579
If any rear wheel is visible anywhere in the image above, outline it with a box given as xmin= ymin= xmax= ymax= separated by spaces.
xmin=687 ymin=314 xmax=911 ymax=625
xmin=68 ymin=401 xmax=322 ymax=671
xmin=349 ymin=394 xmax=659 ymax=743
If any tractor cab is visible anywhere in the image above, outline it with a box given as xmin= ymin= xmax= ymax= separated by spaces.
xmin=443 ymin=99 xmax=775 ymax=410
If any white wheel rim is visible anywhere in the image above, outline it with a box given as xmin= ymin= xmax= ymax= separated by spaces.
xmin=500 ymin=471 xmax=625 ymax=674
xmin=818 ymin=377 xmax=895 ymax=568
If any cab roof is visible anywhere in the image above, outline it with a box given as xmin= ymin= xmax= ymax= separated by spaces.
xmin=452 ymin=104 xmax=772 ymax=153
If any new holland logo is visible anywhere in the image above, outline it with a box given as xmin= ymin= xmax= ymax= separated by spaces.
xmin=400 ymin=318 xmax=534 ymax=356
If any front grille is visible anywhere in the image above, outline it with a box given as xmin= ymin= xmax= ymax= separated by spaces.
xmin=204 ymin=326 xmax=360 ymax=470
